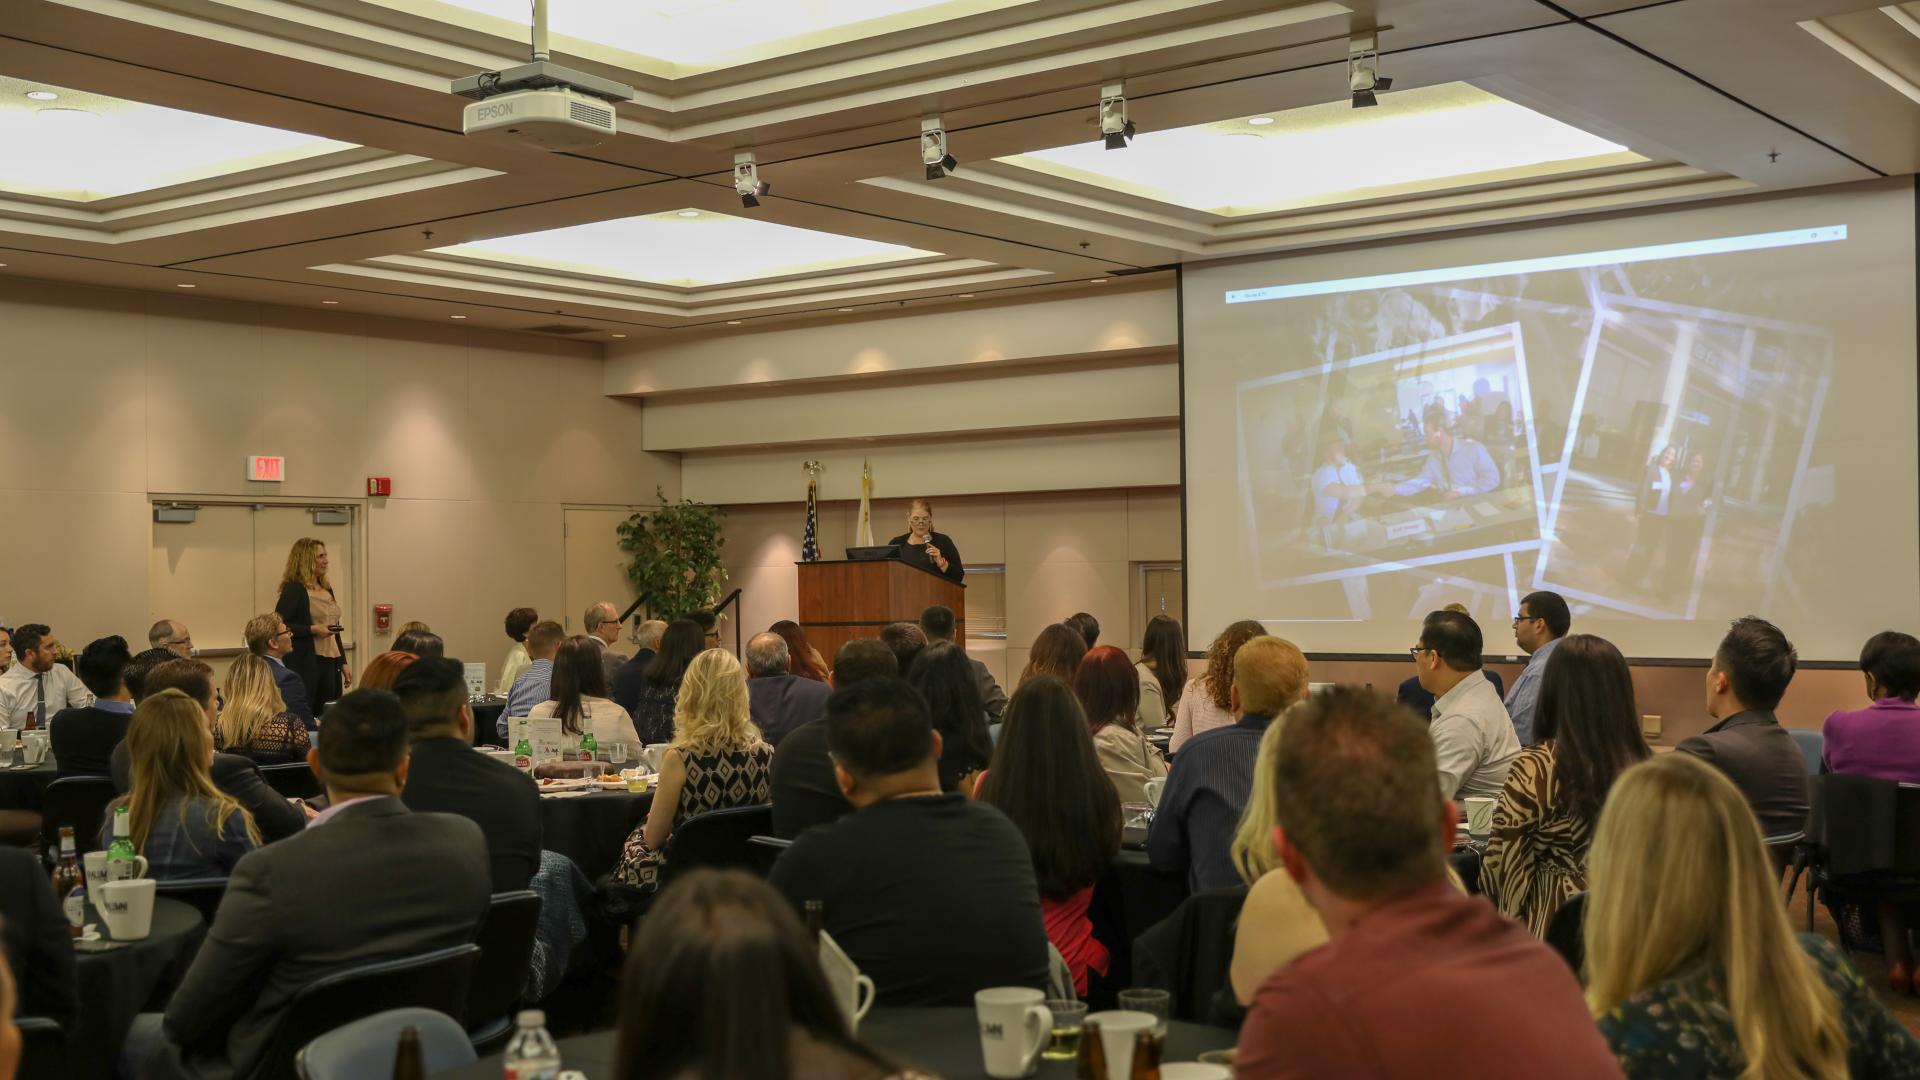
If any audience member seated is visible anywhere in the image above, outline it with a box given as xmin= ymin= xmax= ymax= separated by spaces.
xmin=393 ymin=657 xmax=541 ymax=892
xmin=214 ymin=655 xmax=311 ymax=766
xmin=0 ymin=623 xmax=94 ymax=729
xmin=615 ymin=869 xmax=927 ymax=1080
xmin=879 ymin=621 xmax=926 ymax=677
xmin=1415 ymin=608 xmax=1521 ymax=799
xmin=770 ymin=678 xmax=1049 ymax=1006
xmin=355 ymin=649 xmax=417 ymax=691
xmin=1075 ymin=646 xmax=1166 ymax=806
xmin=499 ymin=619 xmax=564 ymax=740
xmin=1823 ymin=629 xmax=1920 ymax=781
xmin=243 ymin=613 xmax=312 ymax=727
xmin=120 ymin=647 xmax=176 ymax=705
xmin=1171 ymin=620 xmax=1264 ymax=753
xmin=770 ymin=620 xmax=829 ymax=683
xmin=528 ymin=635 xmax=643 ymax=751
xmin=978 ymin=677 xmax=1120 ymax=997
xmin=1226 ymin=718 xmax=1327 ymax=1006
xmin=1150 ymin=636 xmax=1308 ymax=892
xmin=147 ymin=619 xmax=196 ymax=659
xmin=745 ymin=632 xmax=832 ymax=747
xmin=1135 ymin=614 xmax=1186 ymax=729
xmin=1064 ymin=611 xmax=1101 ymax=650
xmin=1677 ymin=615 xmax=1810 ymax=839
xmin=393 ymin=620 xmax=431 ymax=638
xmin=919 ymin=605 xmax=1005 ymax=724
xmin=1017 ymin=623 xmax=1086 ymax=688
xmin=1480 ymin=634 xmax=1648 ymax=936
xmin=610 ymin=619 xmax=668 ymax=717
xmin=0 ymin=627 xmax=10 ymax=675
xmin=771 ymin=639 xmax=898 ymax=840
xmin=629 ymin=618 xmax=704 ymax=745
xmin=1397 ymin=605 xmax=1504 ymax=716
xmin=113 ymin=659 xmax=307 ymax=843
xmin=50 ymin=635 xmax=134 ymax=775
xmin=0 ymin=846 xmax=77 ymax=1032
xmin=391 ymin=628 xmax=445 ymax=661
xmin=1235 ymin=686 xmax=1618 ymax=1078
xmin=104 ymin=689 xmax=260 ymax=880
xmin=583 ymin=602 xmax=628 ymax=685
xmin=908 ymin=643 xmax=993 ymax=795
xmin=1504 ymin=591 xmax=1570 ymax=745
xmin=1586 ymin=753 xmax=1920 ymax=1076
xmin=496 ymin=606 xmax=538 ymax=697
xmin=128 ymin=688 xmax=492 ymax=1080
xmin=612 ymin=649 xmax=773 ymax=891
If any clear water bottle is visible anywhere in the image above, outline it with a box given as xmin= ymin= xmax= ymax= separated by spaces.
xmin=502 ymin=1009 xmax=561 ymax=1080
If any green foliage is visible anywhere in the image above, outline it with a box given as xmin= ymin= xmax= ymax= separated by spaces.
xmin=616 ymin=489 xmax=728 ymax=620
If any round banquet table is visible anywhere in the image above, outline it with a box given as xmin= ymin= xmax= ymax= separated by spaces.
xmin=539 ymin=789 xmax=653 ymax=881
xmin=70 ymin=897 xmax=208 ymax=1079
xmin=0 ymin=756 xmax=60 ymax=811
xmin=471 ymin=699 xmax=508 ymax=748
xmin=428 ymin=1007 xmax=1236 ymax=1079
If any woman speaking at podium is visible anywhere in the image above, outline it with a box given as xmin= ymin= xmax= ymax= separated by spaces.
xmin=887 ymin=498 xmax=965 ymax=583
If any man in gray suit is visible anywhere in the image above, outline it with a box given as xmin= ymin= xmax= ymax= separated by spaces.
xmin=1677 ymin=615 xmax=1810 ymax=839
xmin=919 ymin=604 xmax=1006 ymax=724
xmin=129 ymin=688 xmax=492 ymax=1079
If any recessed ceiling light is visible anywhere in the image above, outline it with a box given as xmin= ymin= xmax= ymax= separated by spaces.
xmin=726 ymin=320 xmax=742 ymax=325
xmin=1246 ymin=116 xmax=1274 ymax=125
xmin=611 ymin=333 xmax=627 ymax=338
xmin=1091 ymin=278 xmax=1108 ymax=284
xmin=957 ymin=293 xmax=974 ymax=299
xmin=449 ymin=314 xmax=467 ymax=319
xmin=25 ymin=91 xmax=58 ymax=102
xmin=837 ymin=307 xmax=853 ymax=312
xmin=321 ymin=299 xmax=340 ymax=305
xmin=175 ymin=283 xmax=195 ymax=288
xmin=676 ymin=210 xmax=700 ymax=218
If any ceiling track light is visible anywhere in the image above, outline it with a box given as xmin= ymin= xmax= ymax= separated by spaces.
xmin=920 ymin=117 xmax=958 ymax=180
xmin=1348 ymin=32 xmax=1393 ymax=109
xmin=1099 ymin=81 xmax=1135 ymax=150
xmin=733 ymin=151 xmax=769 ymax=208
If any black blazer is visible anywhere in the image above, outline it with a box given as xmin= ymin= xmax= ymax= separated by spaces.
xmin=160 ymin=797 xmax=490 ymax=1078
xmin=1676 ymin=710 xmax=1812 ymax=838
xmin=111 ymin=743 xmax=307 ymax=843
xmin=400 ymin=736 xmax=542 ymax=893
xmin=273 ymin=580 xmax=329 ymax=693
xmin=265 ymin=655 xmax=313 ymax=727
xmin=886 ymin=531 xmax=965 ymax=583
xmin=610 ymin=649 xmax=656 ymax=719
xmin=0 ymin=847 xmax=77 ymax=1031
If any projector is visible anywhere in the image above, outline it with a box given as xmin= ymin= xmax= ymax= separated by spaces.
xmin=452 ymin=61 xmax=633 ymax=152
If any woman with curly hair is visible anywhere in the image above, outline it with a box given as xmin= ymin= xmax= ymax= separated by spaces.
xmin=1170 ymin=619 xmax=1265 ymax=753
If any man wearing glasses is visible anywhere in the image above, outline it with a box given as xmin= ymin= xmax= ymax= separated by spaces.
xmin=148 ymin=619 xmax=196 ymax=659
xmin=585 ymin=602 xmax=629 ymax=685
xmin=1411 ymin=609 xmax=1520 ymax=800
xmin=1503 ymin=592 xmax=1570 ymax=746
xmin=244 ymin=613 xmax=314 ymax=727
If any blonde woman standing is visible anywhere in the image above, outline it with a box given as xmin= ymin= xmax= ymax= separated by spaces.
xmin=275 ymin=537 xmax=350 ymax=709
xmin=105 ymin=689 xmax=260 ymax=880
xmin=612 ymin=649 xmax=773 ymax=891
xmin=1586 ymin=753 xmax=1920 ymax=1078
xmin=216 ymin=655 xmax=311 ymax=765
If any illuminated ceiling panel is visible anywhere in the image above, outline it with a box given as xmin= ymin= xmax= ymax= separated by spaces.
xmin=0 ymin=75 xmax=357 ymax=202
xmin=997 ymin=82 xmax=1639 ymax=217
xmin=433 ymin=209 xmax=939 ymax=286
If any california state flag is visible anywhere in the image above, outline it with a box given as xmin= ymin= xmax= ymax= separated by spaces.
xmin=857 ymin=458 xmax=875 ymax=547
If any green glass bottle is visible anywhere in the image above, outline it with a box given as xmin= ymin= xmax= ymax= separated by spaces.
xmin=106 ymin=805 xmax=137 ymax=877
xmin=513 ymin=736 xmax=533 ymax=774
xmin=580 ymin=731 xmax=598 ymax=759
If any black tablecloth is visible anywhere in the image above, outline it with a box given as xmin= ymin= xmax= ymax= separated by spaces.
xmin=0 ymin=758 xmax=60 ymax=811
xmin=429 ymin=1008 xmax=1234 ymax=1079
xmin=540 ymin=791 xmax=652 ymax=881
xmin=472 ymin=700 xmax=507 ymax=748
xmin=71 ymin=897 xmax=207 ymax=1078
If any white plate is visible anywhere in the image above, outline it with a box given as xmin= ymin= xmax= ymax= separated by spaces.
xmin=1161 ymin=1064 xmax=1231 ymax=1080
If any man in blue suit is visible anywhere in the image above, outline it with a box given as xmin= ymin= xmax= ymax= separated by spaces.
xmin=245 ymin=613 xmax=314 ymax=728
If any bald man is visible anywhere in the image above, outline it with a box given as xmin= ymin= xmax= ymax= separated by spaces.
xmin=148 ymin=620 xmax=194 ymax=659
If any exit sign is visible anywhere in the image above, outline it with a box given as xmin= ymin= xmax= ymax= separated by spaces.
xmin=248 ymin=455 xmax=285 ymax=483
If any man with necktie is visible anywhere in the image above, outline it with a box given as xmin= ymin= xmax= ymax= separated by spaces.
xmin=0 ymin=624 xmax=95 ymax=729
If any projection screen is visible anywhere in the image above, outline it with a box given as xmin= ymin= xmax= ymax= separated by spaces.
xmin=1181 ymin=178 xmax=1918 ymax=660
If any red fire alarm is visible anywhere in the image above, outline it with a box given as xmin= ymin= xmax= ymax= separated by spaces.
xmin=367 ymin=477 xmax=392 ymax=497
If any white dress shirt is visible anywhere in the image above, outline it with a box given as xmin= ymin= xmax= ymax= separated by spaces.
xmin=0 ymin=662 xmax=95 ymax=728
xmin=1428 ymin=669 xmax=1521 ymax=800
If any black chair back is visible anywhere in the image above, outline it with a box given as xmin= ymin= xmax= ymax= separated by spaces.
xmin=156 ymin=877 xmax=229 ymax=924
xmin=15 ymin=1016 xmax=65 ymax=1080
xmin=1131 ymin=885 xmax=1249 ymax=1025
xmin=39 ymin=776 xmax=118 ymax=855
xmin=464 ymin=891 xmax=542 ymax=1054
xmin=238 ymin=944 xmax=480 ymax=1080
xmin=257 ymin=763 xmax=322 ymax=801
xmin=666 ymin=804 xmax=774 ymax=879
xmin=1545 ymin=891 xmax=1587 ymax=978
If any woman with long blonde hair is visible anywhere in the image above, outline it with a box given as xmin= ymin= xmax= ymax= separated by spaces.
xmin=1587 ymin=753 xmax=1920 ymax=1078
xmin=274 ymin=536 xmax=350 ymax=709
xmin=1225 ymin=707 xmax=1329 ymax=1004
xmin=217 ymin=655 xmax=310 ymax=765
xmin=105 ymin=689 xmax=260 ymax=880
xmin=612 ymin=649 xmax=773 ymax=892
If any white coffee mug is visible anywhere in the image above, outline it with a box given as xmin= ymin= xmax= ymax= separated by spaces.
xmin=1143 ymin=777 xmax=1166 ymax=809
xmin=21 ymin=734 xmax=48 ymax=765
xmin=1464 ymin=796 xmax=1498 ymax=838
xmin=1086 ymin=1010 xmax=1155 ymax=1080
xmin=82 ymin=851 xmax=111 ymax=897
xmin=974 ymin=987 xmax=1050 ymax=1079
xmin=99 ymin=878 xmax=157 ymax=941
xmin=817 ymin=930 xmax=875 ymax=1032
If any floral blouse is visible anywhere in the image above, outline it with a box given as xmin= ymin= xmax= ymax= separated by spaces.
xmin=1599 ymin=934 xmax=1920 ymax=1079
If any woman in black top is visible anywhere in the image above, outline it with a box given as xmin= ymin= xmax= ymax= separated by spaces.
xmin=886 ymin=498 xmax=964 ymax=583
xmin=633 ymin=618 xmax=706 ymax=745
xmin=907 ymin=643 xmax=991 ymax=795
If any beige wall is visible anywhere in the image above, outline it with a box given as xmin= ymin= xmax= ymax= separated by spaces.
xmin=0 ymin=278 xmax=679 ymax=678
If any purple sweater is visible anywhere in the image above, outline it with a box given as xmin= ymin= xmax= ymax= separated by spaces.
xmin=1823 ymin=698 xmax=1920 ymax=782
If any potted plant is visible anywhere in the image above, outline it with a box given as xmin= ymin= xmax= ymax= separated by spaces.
xmin=617 ymin=488 xmax=728 ymax=620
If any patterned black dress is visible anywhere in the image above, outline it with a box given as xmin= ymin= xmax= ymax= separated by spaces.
xmin=612 ymin=742 xmax=774 ymax=889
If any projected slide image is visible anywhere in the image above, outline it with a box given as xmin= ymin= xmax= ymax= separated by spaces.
xmin=1236 ymin=322 xmax=1545 ymax=588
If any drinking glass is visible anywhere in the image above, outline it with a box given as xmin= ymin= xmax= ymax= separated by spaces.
xmin=1042 ymin=999 xmax=1087 ymax=1060
xmin=1116 ymin=989 xmax=1171 ymax=1037
xmin=609 ymin=742 xmax=629 ymax=765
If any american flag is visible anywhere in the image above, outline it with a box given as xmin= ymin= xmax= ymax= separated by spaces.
xmin=802 ymin=477 xmax=820 ymax=562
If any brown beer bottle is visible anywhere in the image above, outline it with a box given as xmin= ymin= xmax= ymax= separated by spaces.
xmin=1128 ymin=1028 xmax=1162 ymax=1080
xmin=805 ymin=899 xmax=825 ymax=941
xmin=1077 ymin=1018 xmax=1107 ymax=1080
xmin=49 ymin=826 xmax=84 ymax=937
xmin=391 ymin=1025 xmax=424 ymax=1080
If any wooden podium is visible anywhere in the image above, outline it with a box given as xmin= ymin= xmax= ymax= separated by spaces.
xmin=797 ymin=559 xmax=965 ymax=664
